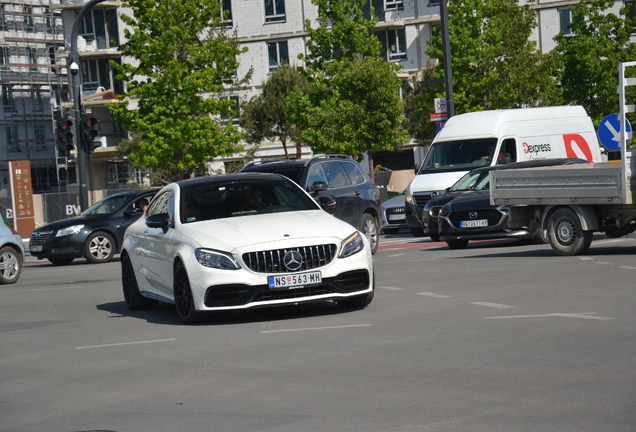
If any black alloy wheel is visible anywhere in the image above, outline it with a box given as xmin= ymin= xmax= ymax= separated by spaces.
xmin=174 ymin=261 xmax=200 ymax=324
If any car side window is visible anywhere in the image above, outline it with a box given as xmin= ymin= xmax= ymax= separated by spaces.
xmin=342 ymin=161 xmax=366 ymax=185
xmin=306 ymin=163 xmax=328 ymax=188
xmin=324 ymin=162 xmax=350 ymax=188
xmin=147 ymin=190 xmax=174 ymax=222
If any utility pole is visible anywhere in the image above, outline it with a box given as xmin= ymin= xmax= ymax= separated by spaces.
xmin=67 ymin=0 xmax=108 ymax=210
xmin=440 ymin=0 xmax=455 ymax=118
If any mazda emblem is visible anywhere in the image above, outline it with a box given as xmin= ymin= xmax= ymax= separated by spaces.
xmin=283 ymin=250 xmax=303 ymax=271
xmin=469 ymin=212 xmax=478 ymax=219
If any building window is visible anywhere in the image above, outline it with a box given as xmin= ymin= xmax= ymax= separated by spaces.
xmin=385 ymin=0 xmax=403 ymax=11
xmin=268 ymin=40 xmax=289 ymax=72
xmin=264 ymin=0 xmax=285 ymax=23
xmin=23 ymin=6 xmax=34 ymax=32
xmin=26 ymin=47 xmax=37 ymax=72
xmin=32 ymin=86 xmax=43 ymax=112
xmin=44 ymin=7 xmax=53 ymax=33
xmin=79 ymin=8 xmax=120 ymax=49
xmin=3 ymin=85 xmax=15 ymax=112
xmin=429 ymin=0 xmax=440 ymax=5
xmin=34 ymin=125 xmax=46 ymax=151
xmin=220 ymin=95 xmax=240 ymax=125
xmin=363 ymin=0 xmax=385 ymax=21
xmin=626 ymin=0 xmax=636 ymax=31
xmin=559 ymin=7 xmax=574 ymax=36
xmin=220 ymin=0 xmax=232 ymax=25
xmin=375 ymin=28 xmax=407 ymax=62
xmin=0 ymin=46 xmax=9 ymax=71
xmin=0 ymin=5 xmax=6 ymax=31
xmin=6 ymin=126 xmax=18 ymax=152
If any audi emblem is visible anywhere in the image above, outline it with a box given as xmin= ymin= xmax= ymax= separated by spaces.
xmin=283 ymin=250 xmax=303 ymax=271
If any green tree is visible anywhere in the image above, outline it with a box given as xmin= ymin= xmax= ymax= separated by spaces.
xmin=288 ymin=0 xmax=406 ymax=172
xmin=403 ymin=64 xmax=444 ymax=145
xmin=426 ymin=0 xmax=562 ymax=114
xmin=552 ymin=0 xmax=636 ymax=124
xmin=109 ymin=0 xmax=251 ymax=182
xmin=240 ymin=65 xmax=311 ymax=159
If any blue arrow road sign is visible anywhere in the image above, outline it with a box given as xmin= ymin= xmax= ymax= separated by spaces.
xmin=598 ymin=114 xmax=632 ymax=151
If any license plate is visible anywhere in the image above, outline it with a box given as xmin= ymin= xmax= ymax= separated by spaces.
xmin=388 ymin=214 xmax=406 ymax=221
xmin=30 ymin=245 xmax=43 ymax=252
xmin=268 ymin=271 xmax=322 ymax=290
xmin=460 ymin=219 xmax=488 ymax=228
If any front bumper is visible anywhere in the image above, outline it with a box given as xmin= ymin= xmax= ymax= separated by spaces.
xmin=29 ymin=231 xmax=86 ymax=259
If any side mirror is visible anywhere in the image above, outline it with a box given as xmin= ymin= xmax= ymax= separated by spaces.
xmin=146 ymin=213 xmax=170 ymax=233
xmin=309 ymin=181 xmax=328 ymax=193
xmin=317 ymin=196 xmax=336 ymax=213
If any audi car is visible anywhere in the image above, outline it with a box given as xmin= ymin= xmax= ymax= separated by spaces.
xmin=120 ymin=173 xmax=375 ymax=324
xmin=30 ymin=190 xmax=158 ymax=265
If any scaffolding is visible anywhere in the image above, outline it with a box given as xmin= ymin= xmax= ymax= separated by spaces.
xmin=0 ymin=0 xmax=69 ymax=194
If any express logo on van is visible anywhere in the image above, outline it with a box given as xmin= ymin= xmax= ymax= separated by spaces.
xmin=563 ymin=134 xmax=594 ymax=162
xmin=523 ymin=142 xmax=552 ymax=155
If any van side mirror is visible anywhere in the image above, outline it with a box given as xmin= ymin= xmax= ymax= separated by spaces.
xmin=146 ymin=213 xmax=170 ymax=233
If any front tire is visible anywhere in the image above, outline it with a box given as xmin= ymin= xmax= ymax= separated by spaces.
xmin=547 ymin=208 xmax=593 ymax=256
xmin=360 ymin=213 xmax=379 ymax=255
xmin=429 ymin=232 xmax=440 ymax=242
xmin=0 ymin=246 xmax=22 ymax=284
xmin=337 ymin=274 xmax=375 ymax=309
xmin=122 ymin=254 xmax=157 ymax=310
xmin=410 ymin=226 xmax=425 ymax=237
xmin=174 ymin=261 xmax=200 ymax=324
xmin=84 ymin=231 xmax=115 ymax=263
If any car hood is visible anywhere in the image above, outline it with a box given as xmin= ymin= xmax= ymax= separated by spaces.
xmin=381 ymin=195 xmax=405 ymax=209
xmin=408 ymin=171 xmax=468 ymax=195
xmin=178 ymin=210 xmax=357 ymax=252
xmin=443 ymin=191 xmax=494 ymax=212
xmin=32 ymin=214 xmax=107 ymax=231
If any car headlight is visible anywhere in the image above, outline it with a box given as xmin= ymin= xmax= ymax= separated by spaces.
xmin=405 ymin=194 xmax=413 ymax=204
xmin=195 ymin=248 xmax=240 ymax=270
xmin=338 ymin=232 xmax=364 ymax=258
xmin=55 ymin=224 xmax=85 ymax=237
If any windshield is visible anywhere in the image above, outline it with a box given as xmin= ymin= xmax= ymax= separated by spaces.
xmin=449 ymin=170 xmax=491 ymax=192
xmin=418 ymin=138 xmax=498 ymax=174
xmin=82 ymin=196 xmax=128 ymax=215
xmin=180 ymin=178 xmax=320 ymax=224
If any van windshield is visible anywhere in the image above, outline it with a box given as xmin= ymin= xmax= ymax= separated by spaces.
xmin=418 ymin=138 xmax=498 ymax=174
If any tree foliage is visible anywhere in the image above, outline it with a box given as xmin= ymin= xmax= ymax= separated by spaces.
xmin=288 ymin=0 xmax=406 ymax=167
xmin=109 ymin=0 xmax=251 ymax=181
xmin=240 ymin=65 xmax=311 ymax=159
xmin=403 ymin=63 xmax=443 ymax=145
xmin=552 ymin=0 xmax=636 ymax=124
xmin=426 ymin=0 xmax=562 ymax=114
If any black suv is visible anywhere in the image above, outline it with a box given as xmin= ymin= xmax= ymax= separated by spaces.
xmin=240 ymin=155 xmax=381 ymax=254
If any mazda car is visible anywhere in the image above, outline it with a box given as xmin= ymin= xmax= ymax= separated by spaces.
xmin=29 ymin=189 xmax=158 ymax=265
xmin=121 ymin=173 xmax=375 ymax=324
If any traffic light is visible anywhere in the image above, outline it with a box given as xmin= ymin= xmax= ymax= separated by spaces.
xmin=80 ymin=115 xmax=100 ymax=153
xmin=56 ymin=116 xmax=74 ymax=157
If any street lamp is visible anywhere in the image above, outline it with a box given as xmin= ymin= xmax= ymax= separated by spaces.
xmin=439 ymin=0 xmax=455 ymax=118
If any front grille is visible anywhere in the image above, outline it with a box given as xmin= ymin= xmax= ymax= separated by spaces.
xmin=448 ymin=209 xmax=503 ymax=229
xmin=242 ymin=244 xmax=337 ymax=273
xmin=385 ymin=206 xmax=406 ymax=226
xmin=413 ymin=193 xmax=435 ymax=208
xmin=30 ymin=231 xmax=53 ymax=245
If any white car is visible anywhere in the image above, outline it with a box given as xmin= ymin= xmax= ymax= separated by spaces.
xmin=0 ymin=215 xmax=25 ymax=284
xmin=121 ymin=173 xmax=375 ymax=323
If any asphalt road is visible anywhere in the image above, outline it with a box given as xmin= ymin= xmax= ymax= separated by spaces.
xmin=2 ymin=233 xmax=636 ymax=432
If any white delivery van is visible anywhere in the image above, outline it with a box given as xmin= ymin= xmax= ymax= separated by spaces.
xmin=405 ymin=105 xmax=602 ymax=236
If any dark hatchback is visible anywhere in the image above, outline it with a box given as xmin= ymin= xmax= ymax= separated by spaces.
xmin=240 ymin=155 xmax=382 ymax=254
xmin=435 ymin=158 xmax=590 ymax=249
xmin=30 ymin=189 xmax=158 ymax=265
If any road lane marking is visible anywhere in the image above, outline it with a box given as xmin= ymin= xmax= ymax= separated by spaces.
xmin=260 ymin=324 xmax=371 ymax=334
xmin=618 ymin=266 xmax=636 ymax=270
xmin=76 ymin=338 xmax=176 ymax=350
xmin=593 ymin=261 xmax=611 ymax=265
xmin=485 ymin=313 xmax=614 ymax=321
xmin=8 ymin=286 xmax=86 ymax=293
xmin=417 ymin=292 xmax=451 ymax=298
xmin=578 ymin=257 xmax=594 ymax=261
xmin=382 ymin=286 xmax=404 ymax=291
xmin=471 ymin=302 xmax=515 ymax=309
xmin=386 ymin=253 xmax=407 ymax=258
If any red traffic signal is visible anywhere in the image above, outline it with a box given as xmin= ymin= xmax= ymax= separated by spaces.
xmin=81 ymin=115 xmax=100 ymax=152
